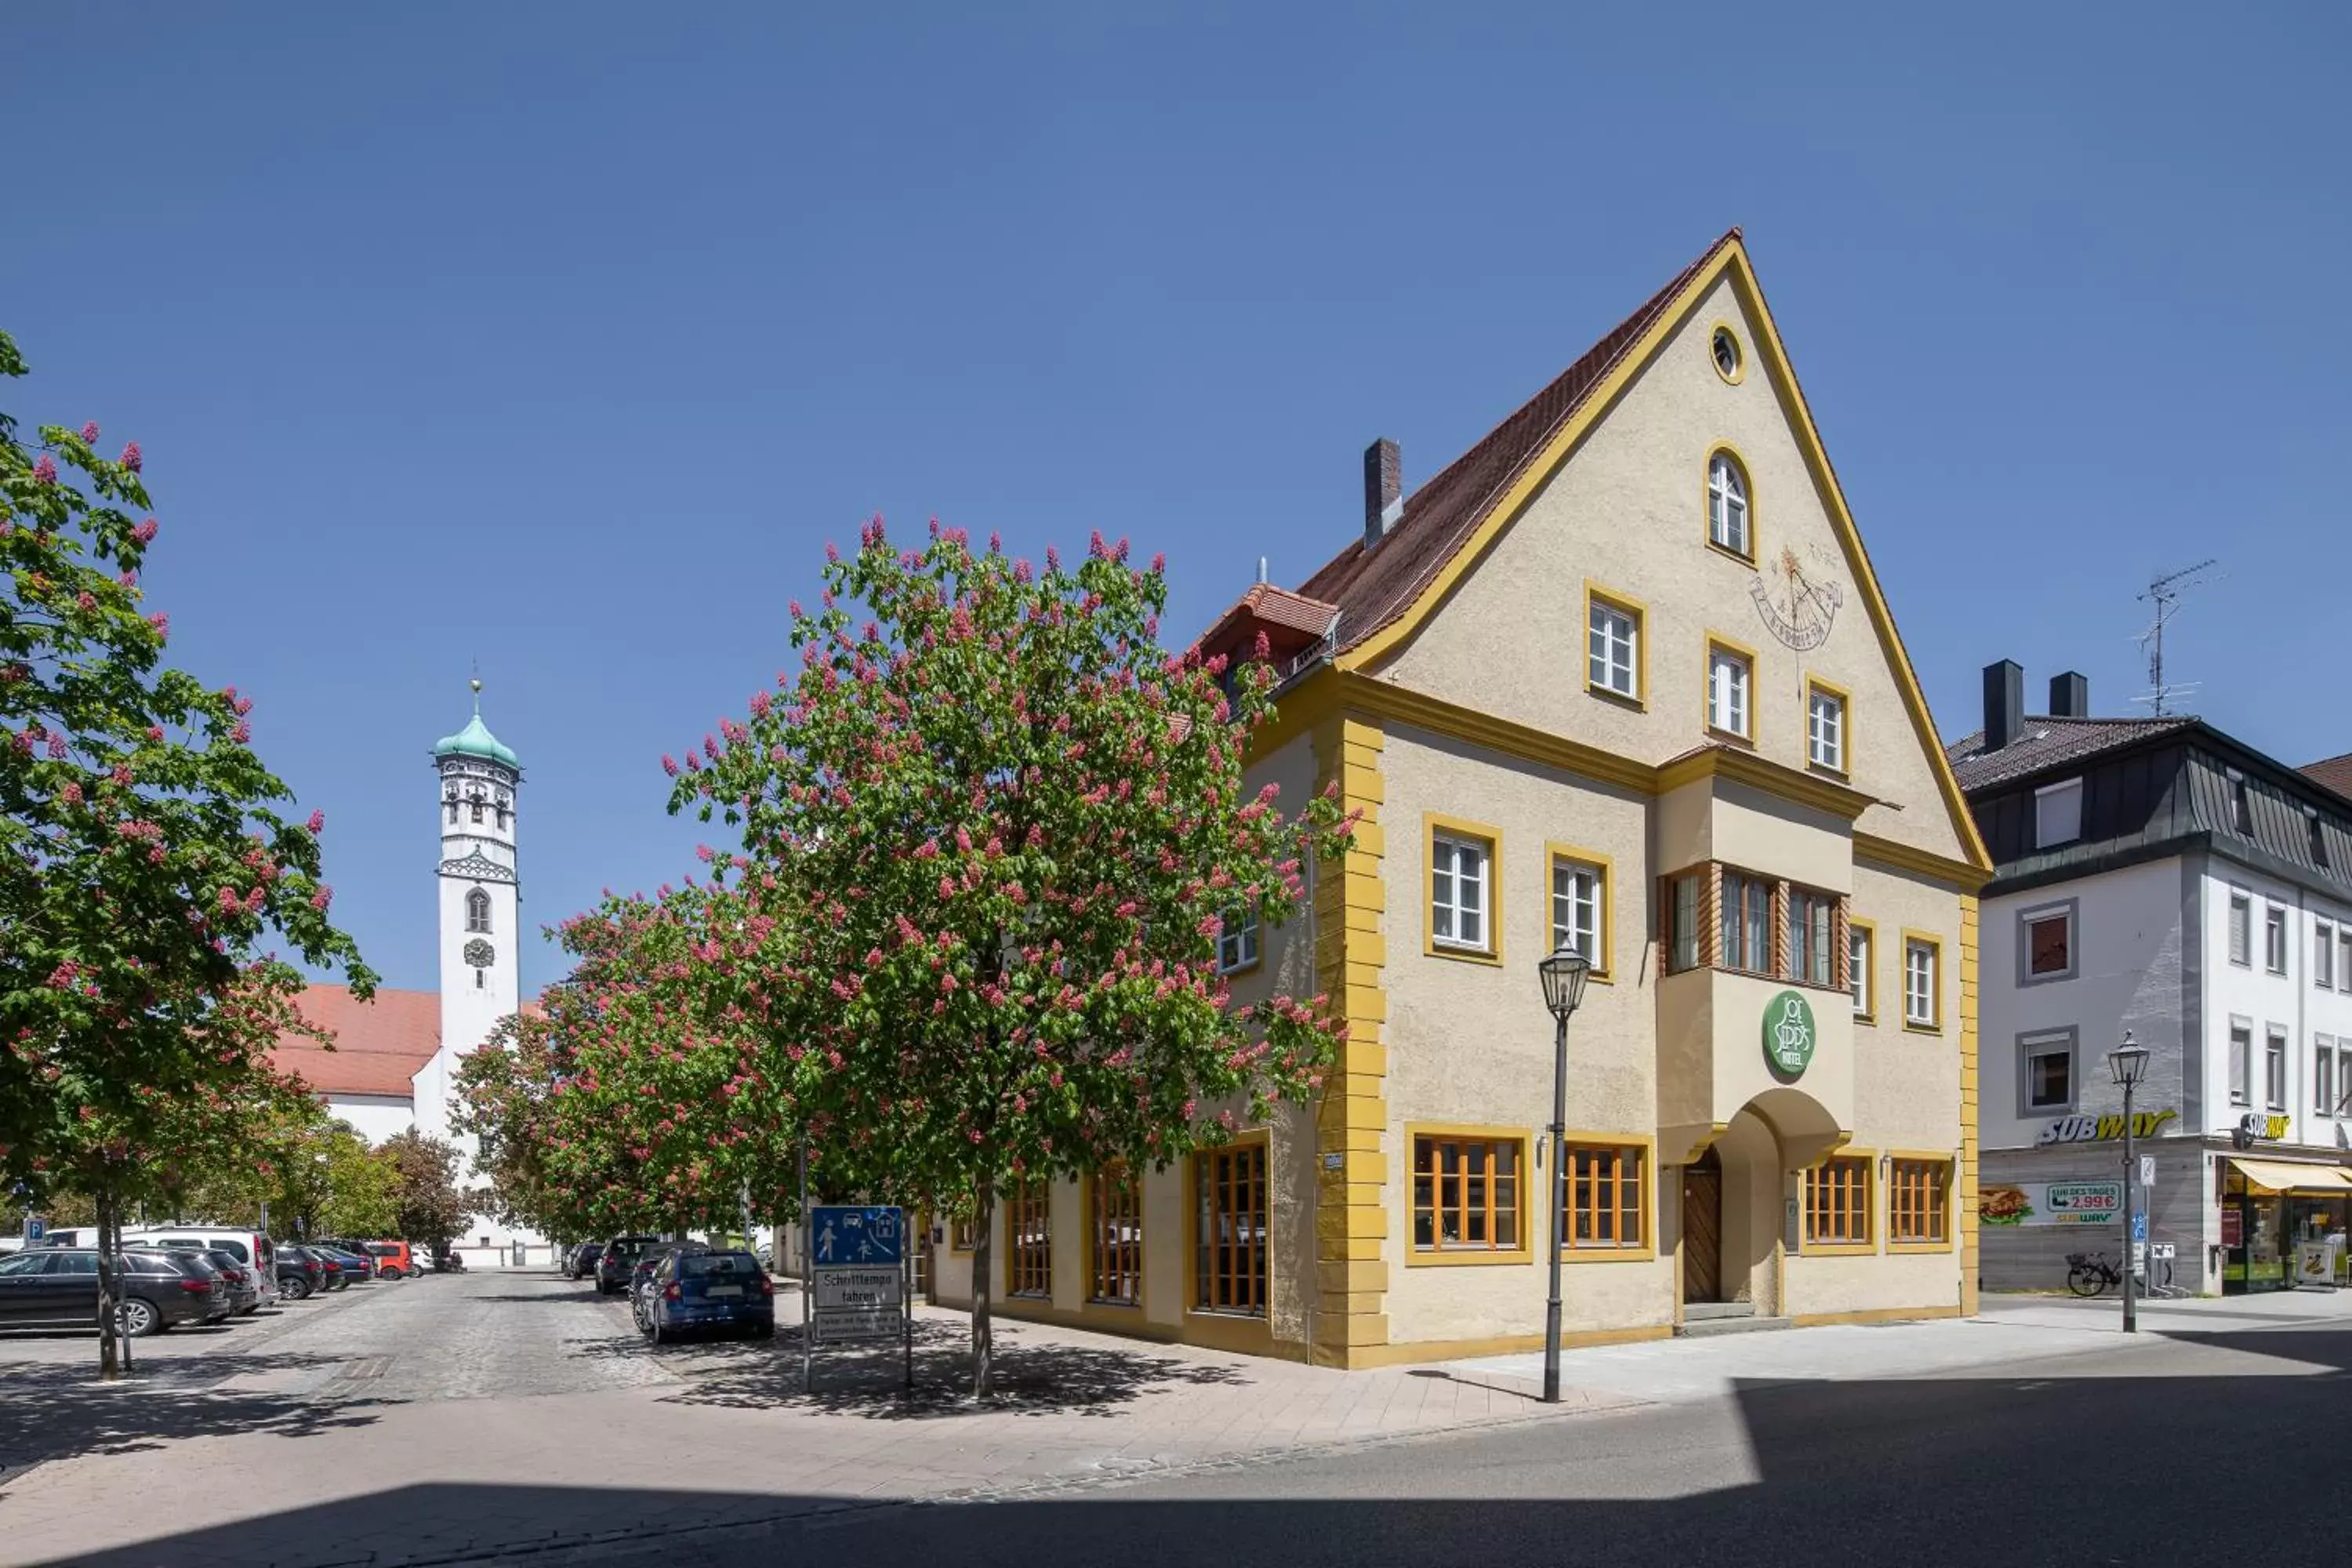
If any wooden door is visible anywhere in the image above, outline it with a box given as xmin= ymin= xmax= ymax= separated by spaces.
xmin=1682 ymin=1151 xmax=1722 ymax=1304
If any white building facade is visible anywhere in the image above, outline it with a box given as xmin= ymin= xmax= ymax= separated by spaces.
xmin=1956 ymin=662 xmax=2352 ymax=1297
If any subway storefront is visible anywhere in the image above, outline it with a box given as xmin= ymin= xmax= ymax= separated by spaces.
xmin=2220 ymin=1157 xmax=2352 ymax=1294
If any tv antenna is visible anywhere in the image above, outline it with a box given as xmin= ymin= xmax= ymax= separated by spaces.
xmin=2131 ymin=559 xmax=2218 ymax=717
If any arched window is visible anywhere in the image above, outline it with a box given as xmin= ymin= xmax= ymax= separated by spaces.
xmin=466 ymin=889 xmax=491 ymax=934
xmin=1708 ymin=452 xmax=1750 ymax=557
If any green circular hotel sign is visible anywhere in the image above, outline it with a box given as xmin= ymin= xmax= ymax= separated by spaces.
xmin=1763 ymin=990 xmax=1817 ymax=1078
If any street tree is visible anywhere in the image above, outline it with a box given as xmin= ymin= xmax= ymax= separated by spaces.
xmin=672 ymin=521 xmax=1352 ymax=1396
xmin=2 ymin=328 xmax=372 ymax=1374
xmin=380 ymin=1129 xmax=471 ymax=1261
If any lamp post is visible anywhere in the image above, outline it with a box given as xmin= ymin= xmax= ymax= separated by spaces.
xmin=1537 ymin=942 xmax=1592 ymax=1404
xmin=2108 ymin=1032 xmax=2151 ymax=1334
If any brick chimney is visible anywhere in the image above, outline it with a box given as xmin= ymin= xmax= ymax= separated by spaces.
xmin=1983 ymin=660 xmax=2024 ymax=751
xmin=2049 ymin=671 xmax=2089 ymax=720
xmin=1363 ymin=438 xmax=1403 ymax=549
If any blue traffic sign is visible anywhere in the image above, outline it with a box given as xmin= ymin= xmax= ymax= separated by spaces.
xmin=810 ymin=1205 xmax=903 ymax=1267
xmin=2130 ymin=1212 xmax=2148 ymax=1243
xmin=22 ymin=1217 xmax=44 ymax=1243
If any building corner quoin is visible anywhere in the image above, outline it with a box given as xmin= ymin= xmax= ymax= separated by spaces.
xmin=1312 ymin=710 xmax=1392 ymax=1363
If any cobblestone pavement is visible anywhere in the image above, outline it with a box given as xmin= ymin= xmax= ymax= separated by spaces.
xmin=24 ymin=1277 xmax=2298 ymax=1566
xmin=0 ymin=1269 xmax=1588 ymax=1566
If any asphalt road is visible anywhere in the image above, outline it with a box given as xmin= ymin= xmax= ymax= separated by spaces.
xmin=563 ymin=1313 xmax=2350 ymax=1568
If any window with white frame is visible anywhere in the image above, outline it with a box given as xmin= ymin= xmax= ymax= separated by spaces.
xmin=2266 ymin=1026 xmax=2289 ymax=1110
xmin=2339 ymin=1044 xmax=2352 ymax=1117
xmin=1904 ymin=937 xmax=1939 ymax=1028
xmin=2229 ymin=1020 xmax=2252 ymax=1106
xmin=2319 ymin=920 xmax=2337 ymax=990
xmin=1807 ymin=685 xmax=1846 ymax=772
xmin=2034 ymin=778 xmax=2083 ymax=848
xmin=1550 ymin=857 xmax=1604 ymax=973
xmin=1849 ymin=925 xmax=1873 ymax=1018
xmin=2229 ymin=890 xmax=2252 ymax=967
xmin=1429 ymin=831 xmax=1491 ymax=953
xmin=2316 ymin=1036 xmax=2336 ymax=1117
xmin=1707 ymin=452 xmax=1750 ymax=557
xmin=1588 ymin=597 xmax=1639 ymax=700
xmin=2023 ymin=904 xmax=2074 ymax=980
xmin=1217 ymin=904 xmax=1259 ymax=972
xmin=2266 ymin=905 xmax=2288 ymax=975
xmin=2339 ymin=928 xmax=2352 ymax=993
xmin=1707 ymin=644 xmax=1751 ymax=738
xmin=2021 ymin=1032 xmax=2075 ymax=1112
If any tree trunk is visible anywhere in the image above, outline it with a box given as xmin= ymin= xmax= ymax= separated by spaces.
xmin=96 ymin=1189 xmax=120 ymax=1382
xmin=969 ymin=1180 xmax=995 ymax=1400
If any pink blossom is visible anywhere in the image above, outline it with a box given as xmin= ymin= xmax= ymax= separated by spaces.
xmin=311 ymin=884 xmax=332 ymax=910
xmin=661 ymin=753 xmax=679 ymax=776
xmin=119 ymin=441 xmax=142 ymax=472
xmin=134 ymin=517 xmax=158 ymax=545
xmin=32 ymin=455 xmax=56 ymax=485
xmin=218 ymin=887 xmax=241 ymax=913
xmin=46 ymin=734 xmax=66 ymax=760
xmin=230 ymin=720 xmax=251 ymax=744
xmin=307 ymin=810 xmax=325 ymax=834
xmin=59 ymin=782 xmax=82 ymax=807
xmin=79 ymin=421 xmax=99 ymax=443
xmin=1151 ymin=551 xmax=1166 ymax=573
xmin=148 ymin=613 xmax=169 ymax=639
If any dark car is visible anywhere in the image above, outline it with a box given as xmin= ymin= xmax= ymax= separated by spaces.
xmin=564 ymin=1241 xmax=604 ymax=1280
xmin=644 ymin=1250 xmax=775 ymax=1345
xmin=627 ymin=1243 xmax=708 ymax=1330
xmin=192 ymin=1248 xmax=260 ymax=1315
xmin=0 ymin=1247 xmax=224 ymax=1335
xmin=275 ymin=1247 xmax=330 ymax=1301
xmin=314 ymin=1247 xmax=372 ymax=1287
xmin=594 ymin=1236 xmax=662 ymax=1296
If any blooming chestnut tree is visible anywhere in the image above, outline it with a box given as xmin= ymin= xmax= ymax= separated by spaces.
xmin=0 ymin=329 xmax=374 ymax=1375
xmin=455 ymin=881 xmax=792 ymax=1243
xmin=673 ymin=521 xmax=1353 ymax=1396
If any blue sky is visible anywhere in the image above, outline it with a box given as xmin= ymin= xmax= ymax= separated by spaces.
xmin=3 ymin=4 xmax=2344 ymax=993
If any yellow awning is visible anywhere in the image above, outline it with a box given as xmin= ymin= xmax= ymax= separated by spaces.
xmin=2227 ymin=1157 xmax=2352 ymax=1196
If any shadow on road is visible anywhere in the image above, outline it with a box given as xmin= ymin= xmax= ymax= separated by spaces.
xmin=0 ymin=1355 xmax=401 ymax=1491
xmin=569 ymin=1313 xmax=1249 ymax=1418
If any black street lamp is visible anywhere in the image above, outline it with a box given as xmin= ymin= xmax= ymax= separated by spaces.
xmin=1537 ymin=942 xmax=1592 ymax=1404
xmin=2108 ymin=1032 xmax=2151 ymax=1334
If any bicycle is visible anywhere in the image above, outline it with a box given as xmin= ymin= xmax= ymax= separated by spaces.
xmin=2065 ymin=1250 xmax=2122 ymax=1298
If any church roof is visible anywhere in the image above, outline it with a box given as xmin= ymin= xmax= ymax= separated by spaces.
xmin=433 ymin=712 xmax=520 ymax=769
xmin=270 ymin=985 xmax=441 ymax=1098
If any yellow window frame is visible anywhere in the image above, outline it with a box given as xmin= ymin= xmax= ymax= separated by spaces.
xmin=1583 ymin=580 xmax=1648 ymax=710
xmin=1703 ymin=630 xmax=1761 ymax=746
xmin=1900 ymin=929 xmax=1944 ymax=1033
xmin=1544 ymin=841 xmax=1614 ymax=983
xmin=1405 ymin=1123 xmax=1534 ymax=1266
xmin=1424 ymin=811 xmax=1504 ymax=966
xmin=1803 ymin=673 xmax=1851 ymax=778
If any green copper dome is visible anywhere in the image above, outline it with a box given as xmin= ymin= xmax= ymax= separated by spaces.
xmin=434 ymin=708 xmax=520 ymax=770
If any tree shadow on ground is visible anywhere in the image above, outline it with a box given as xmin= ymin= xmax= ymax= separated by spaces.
xmin=570 ymin=1315 xmax=1250 ymax=1418
xmin=0 ymin=1354 xmax=401 ymax=1487
xmin=34 ymin=1323 xmax=2352 ymax=1567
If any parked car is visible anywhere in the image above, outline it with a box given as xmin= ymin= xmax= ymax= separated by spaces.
xmin=642 ymin=1249 xmax=775 ymax=1345
xmin=564 ymin=1241 xmax=604 ymax=1280
xmin=115 ymin=1226 xmax=278 ymax=1308
xmin=314 ymin=1246 xmax=374 ymax=1287
xmin=359 ymin=1241 xmax=414 ymax=1279
xmin=629 ymin=1243 xmax=710 ymax=1332
xmin=0 ymin=1247 xmax=225 ymax=1335
xmin=275 ymin=1247 xmax=329 ymax=1301
xmin=594 ymin=1236 xmax=662 ymax=1296
xmin=190 ymin=1247 xmax=260 ymax=1315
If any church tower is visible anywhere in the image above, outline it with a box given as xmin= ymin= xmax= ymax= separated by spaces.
xmin=416 ymin=678 xmax=522 ymax=1142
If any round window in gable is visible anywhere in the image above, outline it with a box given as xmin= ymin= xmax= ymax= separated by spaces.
xmin=1711 ymin=325 xmax=1744 ymax=383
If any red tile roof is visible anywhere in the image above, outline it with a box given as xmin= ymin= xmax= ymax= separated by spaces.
xmin=270 ymin=985 xmax=440 ymax=1098
xmin=1298 ymin=229 xmax=1742 ymax=655
xmin=2304 ymin=753 xmax=2352 ymax=804
xmin=1194 ymin=583 xmax=1341 ymax=664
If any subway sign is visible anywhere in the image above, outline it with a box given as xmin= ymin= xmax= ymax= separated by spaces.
xmin=2034 ymin=1109 xmax=2179 ymax=1147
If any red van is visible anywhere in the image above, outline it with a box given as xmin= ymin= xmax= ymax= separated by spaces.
xmin=359 ymin=1240 xmax=414 ymax=1279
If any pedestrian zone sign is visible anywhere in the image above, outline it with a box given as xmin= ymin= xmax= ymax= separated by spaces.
xmin=811 ymin=1205 xmax=903 ymax=1267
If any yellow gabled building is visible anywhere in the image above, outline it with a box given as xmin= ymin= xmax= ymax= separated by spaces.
xmin=930 ymin=229 xmax=1992 ymax=1365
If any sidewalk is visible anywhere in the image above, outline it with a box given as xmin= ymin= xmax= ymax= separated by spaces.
xmin=9 ymin=1279 xmax=2349 ymax=1567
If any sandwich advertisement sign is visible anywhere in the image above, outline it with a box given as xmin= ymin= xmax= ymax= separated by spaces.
xmin=1980 ymin=1180 xmax=2123 ymax=1227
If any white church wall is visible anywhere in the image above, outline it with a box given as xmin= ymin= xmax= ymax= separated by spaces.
xmin=327 ymin=1094 xmax=416 ymax=1145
